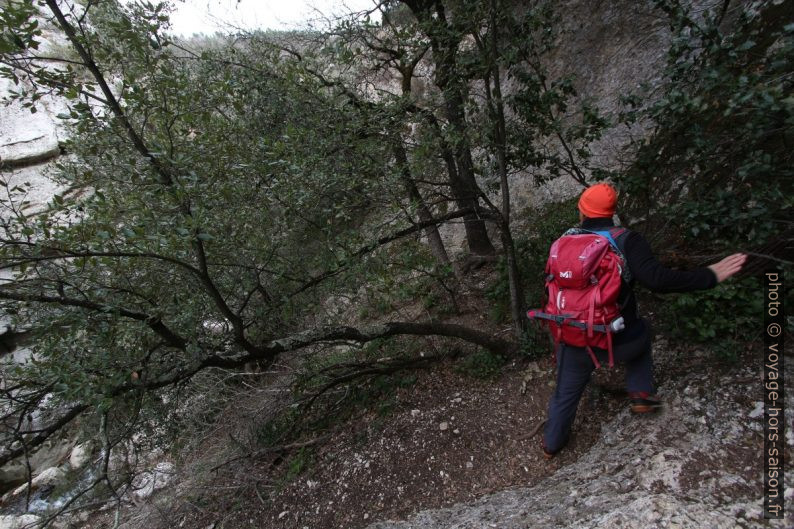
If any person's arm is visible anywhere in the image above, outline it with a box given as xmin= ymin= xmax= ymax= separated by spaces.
xmin=623 ymin=232 xmax=744 ymax=293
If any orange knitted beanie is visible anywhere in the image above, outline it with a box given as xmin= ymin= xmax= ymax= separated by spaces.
xmin=578 ymin=182 xmax=617 ymax=218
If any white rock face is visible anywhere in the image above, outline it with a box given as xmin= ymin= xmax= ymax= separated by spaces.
xmin=27 ymin=439 xmax=72 ymax=478
xmin=132 ymin=462 xmax=174 ymax=501
xmin=30 ymin=466 xmax=64 ymax=488
xmin=68 ymin=443 xmax=93 ymax=470
xmin=0 ymin=74 xmax=66 ymax=168
xmin=0 ymin=514 xmax=42 ymax=529
xmin=0 ymin=436 xmax=73 ymax=495
xmin=0 ymin=16 xmax=72 ymax=492
xmin=1 ymin=164 xmax=66 ymax=215
xmin=0 ymin=80 xmax=60 ymax=165
xmin=10 ymin=466 xmax=65 ymax=497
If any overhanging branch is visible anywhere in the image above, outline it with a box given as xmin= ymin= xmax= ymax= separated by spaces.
xmin=0 ymin=318 xmax=513 ymax=466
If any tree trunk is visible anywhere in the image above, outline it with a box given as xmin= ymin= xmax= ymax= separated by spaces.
xmin=442 ymin=88 xmax=497 ymax=256
xmin=406 ymin=0 xmax=496 ymax=257
xmin=486 ymin=2 xmax=526 ymax=338
xmin=392 ymin=139 xmax=452 ymax=268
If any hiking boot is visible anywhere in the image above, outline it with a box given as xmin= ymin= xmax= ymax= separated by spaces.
xmin=540 ymin=439 xmax=556 ymax=460
xmin=629 ymin=391 xmax=662 ymax=413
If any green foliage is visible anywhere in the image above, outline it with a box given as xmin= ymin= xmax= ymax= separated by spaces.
xmin=487 ymin=198 xmax=579 ymax=322
xmin=0 ymin=0 xmax=419 ymax=421
xmin=613 ymin=0 xmax=793 ymax=357
xmin=518 ymin=320 xmax=553 ymax=360
xmin=288 ymin=338 xmax=424 ymax=438
xmin=655 ymin=267 xmax=794 ymax=359
xmin=502 ymin=5 xmax=610 ymax=187
xmin=659 ymin=277 xmax=764 ymax=360
xmin=0 ymin=6 xmax=477 ymax=512
xmin=0 ymin=0 xmax=39 ymax=55
xmin=283 ymin=447 xmax=312 ymax=482
xmin=255 ymin=406 xmax=303 ymax=449
xmin=4 ymin=2 xmax=786 ymax=519
xmin=356 ymin=240 xmax=456 ymax=317
xmin=616 ymin=0 xmax=793 ymax=248
xmin=455 ymin=348 xmax=505 ymax=379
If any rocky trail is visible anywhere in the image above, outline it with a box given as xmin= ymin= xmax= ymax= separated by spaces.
xmin=369 ymin=343 xmax=793 ymax=529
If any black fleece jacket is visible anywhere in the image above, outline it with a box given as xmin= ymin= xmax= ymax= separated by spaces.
xmin=580 ymin=217 xmax=718 ymax=333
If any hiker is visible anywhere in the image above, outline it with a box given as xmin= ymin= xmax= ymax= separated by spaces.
xmin=534 ymin=182 xmax=746 ymax=459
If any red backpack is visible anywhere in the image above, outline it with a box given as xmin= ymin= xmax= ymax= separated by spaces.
xmin=527 ymin=227 xmax=629 ymax=368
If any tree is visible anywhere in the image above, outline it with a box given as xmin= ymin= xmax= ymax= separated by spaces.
xmin=0 ymin=1 xmax=515 ymax=512
xmin=400 ymin=0 xmax=497 ymax=256
xmin=369 ymin=0 xmax=609 ymax=337
xmin=612 ymin=0 xmax=794 ymax=355
xmin=618 ymin=0 xmax=793 ymax=248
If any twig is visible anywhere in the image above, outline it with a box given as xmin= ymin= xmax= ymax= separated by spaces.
xmin=253 ymin=481 xmax=268 ymax=507
xmin=209 ymin=436 xmax=328 ymax=473
xmin=517 ymin=419 xmax=547 ymax=441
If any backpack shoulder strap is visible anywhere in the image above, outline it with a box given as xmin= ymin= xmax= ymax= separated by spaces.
xmin=561 ymin=227 xmax=584 ymax=237
xmin=608 ymin=227 xmax=632 ymax=282
xmin=607 ymin=227 xmax=629 ymax=256
xmin=587 ymin=227 xmax=620 ymax=252
xmin=582 ymin=227 xmax=628 ymax=252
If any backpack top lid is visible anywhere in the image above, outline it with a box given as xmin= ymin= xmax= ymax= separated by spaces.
xmin=548 ymin=233 xmax=614 ymax=289
xmin=557 ymin=226 xmax=632 ymax=283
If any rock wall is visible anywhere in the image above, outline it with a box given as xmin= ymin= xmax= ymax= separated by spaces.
xmin=0 ymin=18 xmax=75 ymax=502
xmin=439 ymin=0 xmax=677 ymax=253
xmin=0 ymin=77 xmax=68 ymax=211
xmin=508 ymin=0 xmax=673 ymax=210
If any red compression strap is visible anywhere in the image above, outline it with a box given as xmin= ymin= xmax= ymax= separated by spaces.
xmin=588 ymin=289 xmax=596 ymax=338
xmin=605 ymin=316 xmax=614 ymax=368
xmin=586 ymin=346 xmax=601 ymax=369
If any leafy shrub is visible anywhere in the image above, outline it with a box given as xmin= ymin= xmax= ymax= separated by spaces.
xmin=616 ymin=0 xmax=793 ymax=248
xmin=614 ymin=0 xmax=793 ymax=356
xmin=284 ymin=447 xmax=312 ymax=482
xmin=658 ymin=277 xmax=764 ymax=360
xmin=455 ymin=349 xmax=506 ymax=379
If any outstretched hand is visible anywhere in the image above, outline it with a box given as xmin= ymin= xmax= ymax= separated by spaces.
xmin=708 ymin=253 xmax=748 ymax=283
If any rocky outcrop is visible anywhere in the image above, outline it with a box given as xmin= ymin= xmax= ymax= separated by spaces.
xmin=0 ymin=439 xmax=73 ymax=497
xmin=68 ymin=443 xmax=93 ymax=471
xmin=0 ymin=76 xmax=64 ymax=170
xmin=370 ymin=348 xmax=793 ymax=529
xmin=0 ymin=514 xmax=41 ymax=529
xmin=440 ymin=0 xmax=681 ymax=252
xmin=0 ymin=24 xmax=70 ymax=499
xmin=506 ymin=0 xmax=675 ymax=215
